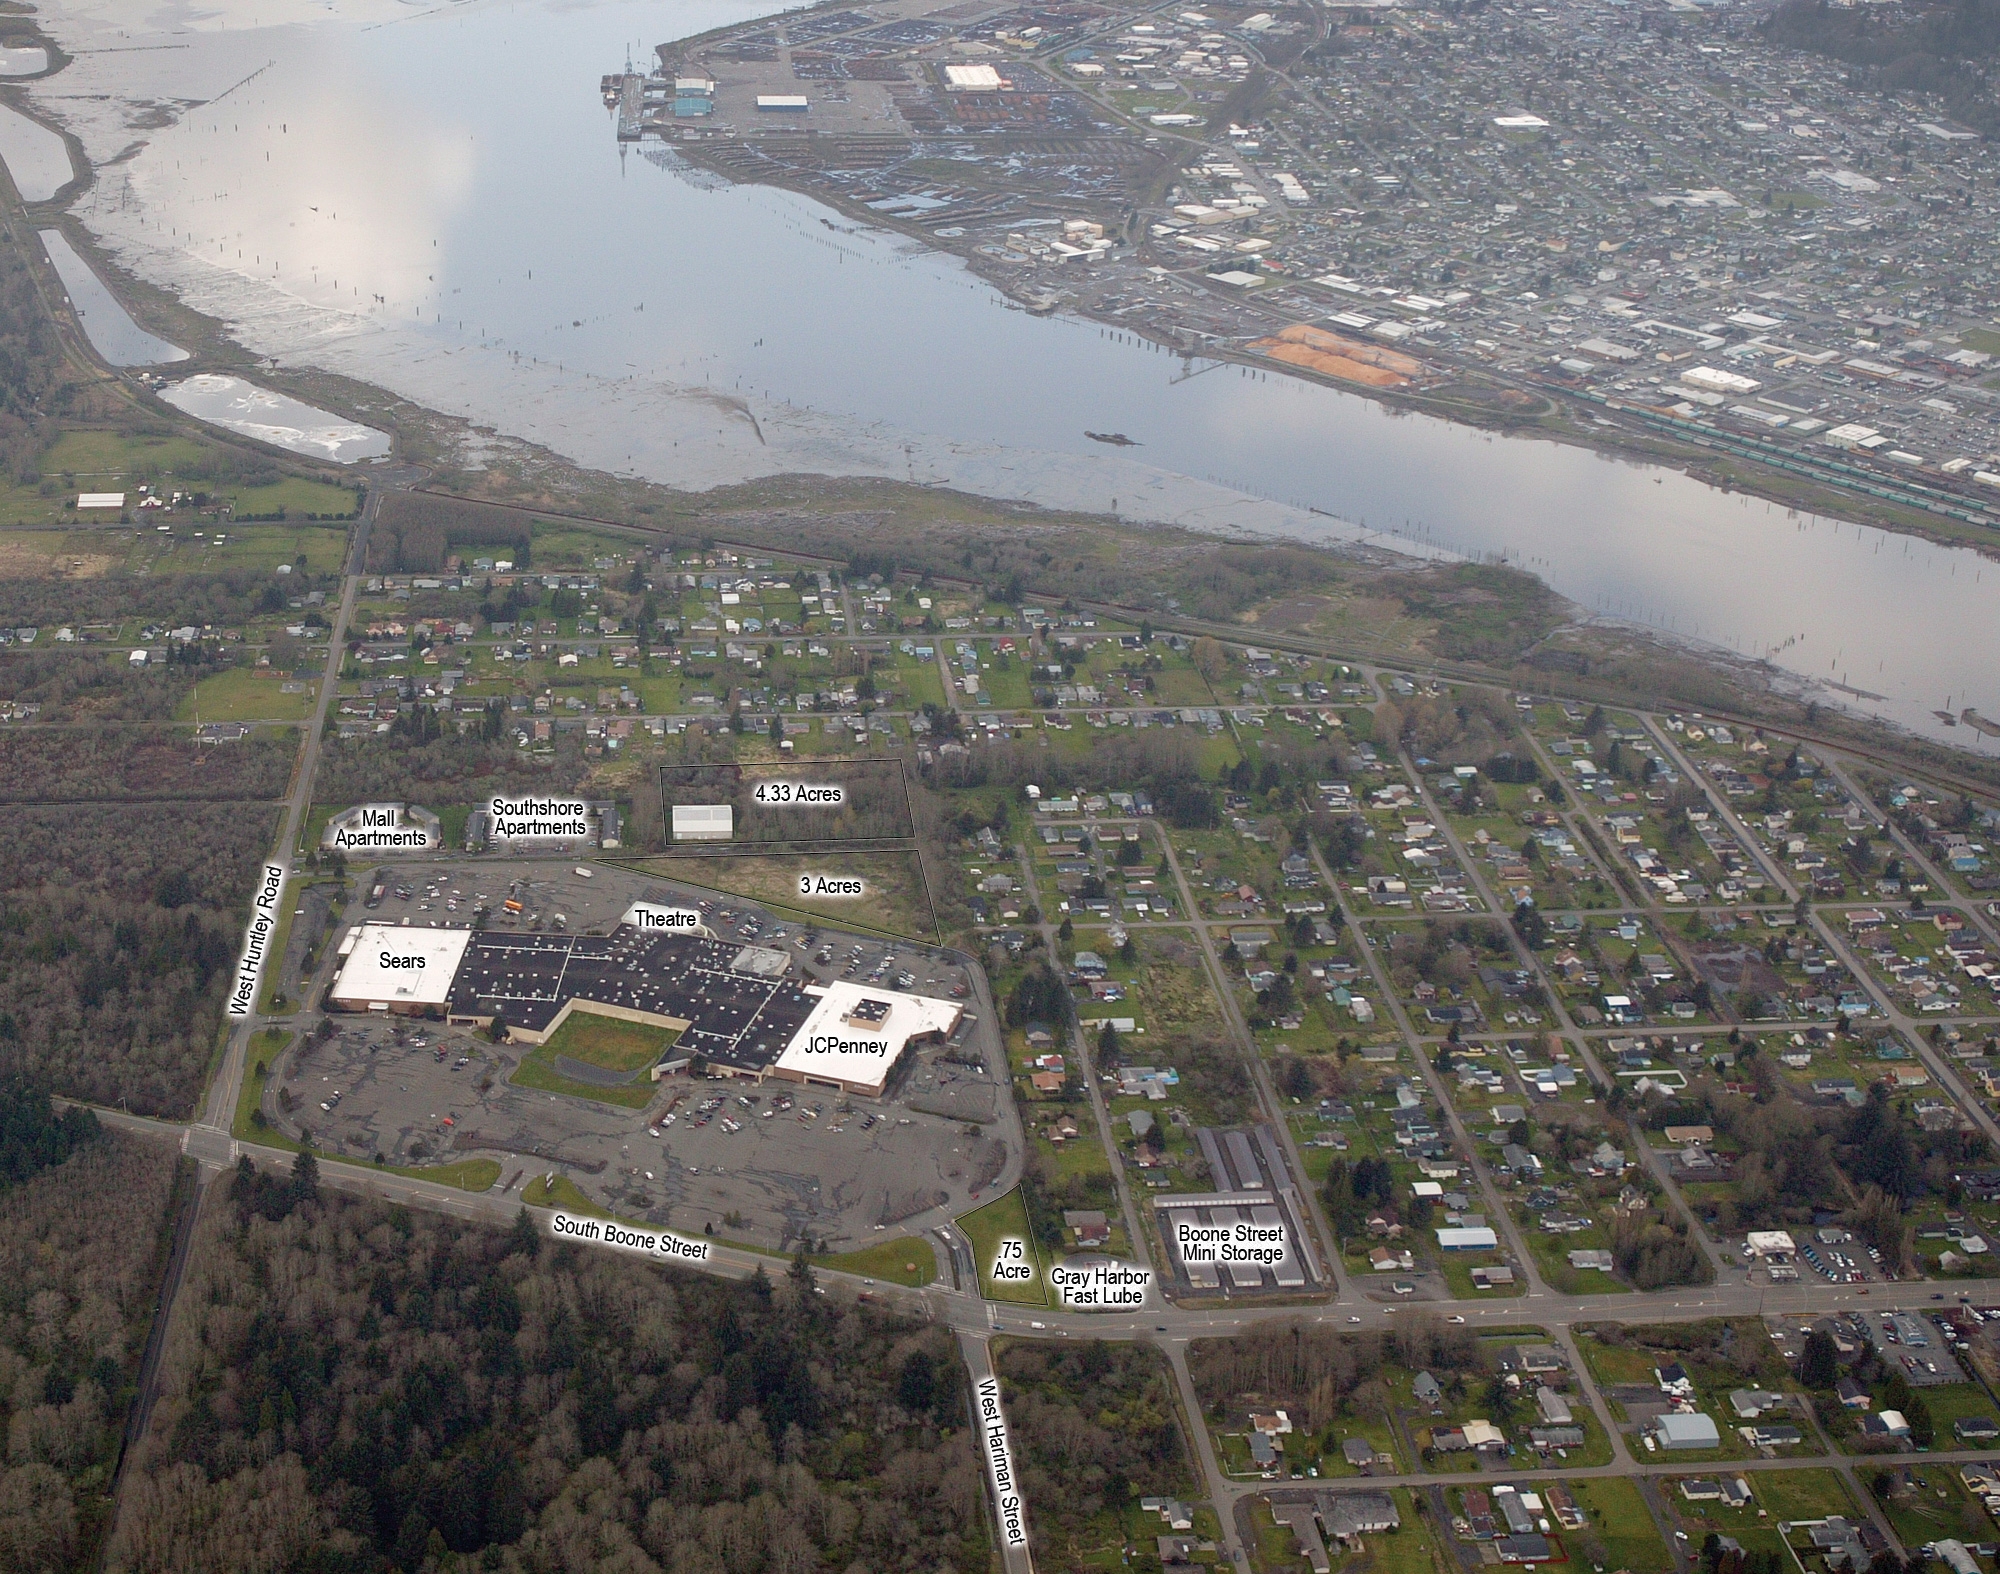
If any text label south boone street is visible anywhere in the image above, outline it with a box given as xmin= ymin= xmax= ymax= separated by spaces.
xmin=549 ymin=1211 xmax=711 ymax=1263
xmin=975 ymin=1376 xmax=1028 ymax=1548
xmin=1175 ymin=1220 xmax=1288 ymax=1265
xmin=228 ymin=862 xmax=287 ymax=1018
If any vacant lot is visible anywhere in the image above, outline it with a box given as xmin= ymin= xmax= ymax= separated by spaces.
xmin=628 ymin=847 xmax=937 ymax=940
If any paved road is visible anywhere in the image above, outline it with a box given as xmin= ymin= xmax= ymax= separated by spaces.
xmin=123 ymin=535 xmax=2000 ymax=1570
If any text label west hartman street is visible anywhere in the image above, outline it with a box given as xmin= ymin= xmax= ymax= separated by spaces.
xmin=975 ymin=1376 xmax=1028 ymax=1549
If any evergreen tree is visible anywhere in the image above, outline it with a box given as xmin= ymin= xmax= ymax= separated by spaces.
xmin=1799 ymin=1327 xmax=1841 ymax=1388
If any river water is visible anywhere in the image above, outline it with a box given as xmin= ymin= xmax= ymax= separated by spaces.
xmin=39 ymin=230 xmax=188 ymax=365
xmin=0 ymin=102 xmax=71 ymax=200
xmin=17 ymin=0 xmax=2000 ymax=743
xmin=159 ymin=374 xmax=391 ymax=462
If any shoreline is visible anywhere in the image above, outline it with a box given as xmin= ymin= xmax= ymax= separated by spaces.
xmin=660 ymin=140 xmax=2000 ymax=568
xmin=3 ymin=3 xmax=1997 ymax=761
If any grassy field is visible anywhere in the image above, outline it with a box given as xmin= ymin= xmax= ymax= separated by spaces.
xmin=226 ymin=479 xmax=357 ymax=520
xmin=520 ymin=1173 xmax=606 ymax=1213
xmin=528 ymin=519 xmax=641 ymax=567
xmin=176 ymin=520 xmax=350 ymax=573
xmin=387 ymin=1156 xmax=502 ymax=1191
xmin=624 ymin=848 xmax=937 ymax=940
xmin=235 ymin=1027 xmax=294 ymax=1140
xmin=1580 ymin=1337 xmax=1665 ymax=1387
xmin=1438 ymin=1254 xmax=1527 ymax=1299
xmin=255 ymin=877 xmax=302 ymax=1015
xmin=176 ymin=667 xmax=316 ymax=723
xmin=1568 ymin=1478 xmax=1672 ymax=1574
xmin=508 ymin=1039 xmax=659 ymax=1110
xmin=538 ymin=1009 xmax=679 ymax=1073
xmin=0 ymin=426 xmax=356 ymax=534
xmin=1903 ymin=1381 xmax=1997 ymax=1432
xmin=1372 ymin=1492 xmax=1447 ymax=1574
xmin=1665 ymin=1468 xmax=1855 ymax=1559
xmin=957 ymin=1189 xmax=1050 ymax=1305
xmin=811 ymin=1236 xmax=939 ymax=1287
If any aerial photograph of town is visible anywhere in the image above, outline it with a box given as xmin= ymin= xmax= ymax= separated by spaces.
xmin=1 ymin=0 xmax=1999 ymax=1566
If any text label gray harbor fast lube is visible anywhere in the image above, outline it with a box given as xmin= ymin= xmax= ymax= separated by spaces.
xmin=228 ymin=862 xmax=287 ymax=1017
xmin=549 ymin=1211 xmax=711 ymax=1263
xmin=1048 ymin=1259 xmax=1152 ymax=1308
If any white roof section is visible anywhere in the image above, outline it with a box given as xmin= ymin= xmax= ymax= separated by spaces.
xmin=774 ymin=979 xmax=962 ymax=1096
xmin=330 ymin=921 xmax=473 ymax=1007
xmin=1655 ymin=1412 xmax=1721 ymax=1446
xmin=77 ymin=492 xmax=125 ymax=509
xmin=1744 ymin=1230 xmax=1796 ymax=1256
xmin=672 ymin=803 xmax=733 ymax=841
xmin=945 ymin=62 xmax=1004 ymax=89
xmin=1436 ymin=1226 xmax=1499 ymax=1250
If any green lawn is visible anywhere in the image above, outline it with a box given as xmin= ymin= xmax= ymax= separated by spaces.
xmin=176 ymin=666 xmax=317 ymax=723
xmin=1569 ymin=1478 xmax=1673 ymax=1574
xmin=1438 ymin=1253 xmax=1526 ymax=1298
xmin=1581 ymin=1337 xmax=1664 ymax=1387
xmin=256 ymin=877 xmax=302 ymax=1014
xmin=391 ymin=1157 xmax=502 ymax=1191
xmin=225 ymin=479 xmax=358 ymax=520
xmin=235 ymin=1027 xmax=294 ymax=1140
xmin=508 ymin=1041 xmax=659 ymax=1110
xmin=1902 ymin=1381 xmax=1996 ymax=1433
xmin=521 ymin=1173 xmax=606 ymax=1213
xmin=1372 ymin=1493 xmax=1446 ymax=1574
xmin=1662 ymin=1470 xmax=1843 ymax=1559
xmin=811 ymin=1236 xmax=939 ymax=1287
xmin=956 ymin=1189 xmax=1050 ymax=1305
xmin=538 ymin=1010 xmax=679 ymax=1073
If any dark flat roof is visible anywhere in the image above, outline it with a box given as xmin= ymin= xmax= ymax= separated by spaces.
xmin=449 ymin=927 xmax=815 ymax=1074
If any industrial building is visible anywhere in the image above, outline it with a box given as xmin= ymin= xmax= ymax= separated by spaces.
xmin=1151 ymin=1125 xmax=1323 ymax=1292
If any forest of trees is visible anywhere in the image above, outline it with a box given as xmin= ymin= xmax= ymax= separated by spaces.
xmin=1635 ymin=1071 xmax=1982 ymax=1269
xmin=366 ymin=495 xmax=533 ymax=576
xmin=993 ymin=1340 xmax=1192 ymax=1564
xmin=0 ymin=568 xmax=338 ymax=631
xmin=1764 ymin=0 xmax=2000 ymax=135
xmin=0 ymin=888 xmax=241 ymax=1116
xmin=0 ymin=804 xmax=277 ymax=913
xmin=1188 ymin=1315 xmax=1484 ymax=1434
xmin=0 ymin=1127 xmax=182 ymax=1574
xmin=0 ymin=649 xmax=229 ymax=723
xmin=0 ymin=729 xmax=294 ymax=802
xmin=311 ymin=733 xmax=586 ymax=811
xmin=111 ymin=1169 xmax=989 ymax=1574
